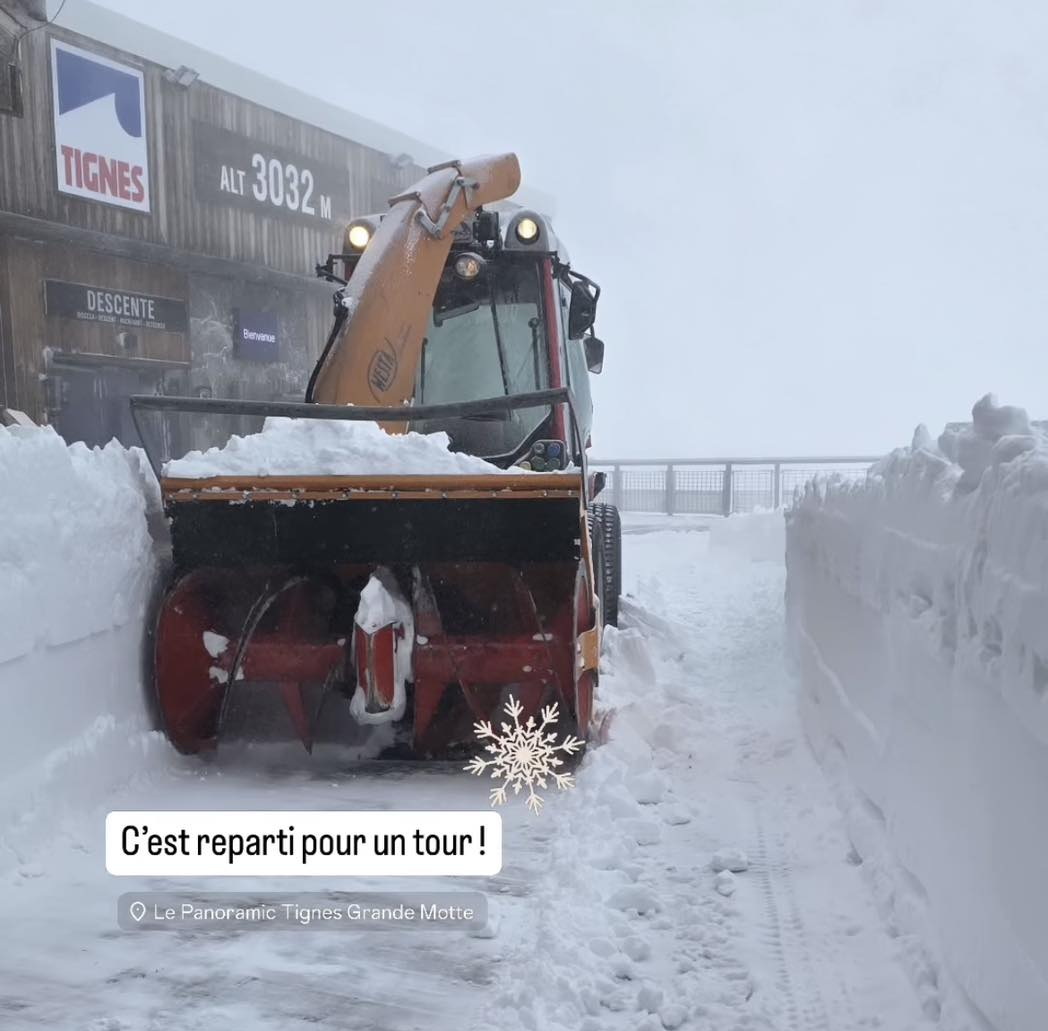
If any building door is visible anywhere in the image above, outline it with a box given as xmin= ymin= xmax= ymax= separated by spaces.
xmin=52 ymin=359 xmax=169 ymax=449
xmin=55 ymin=365 xmax=106 ymax=446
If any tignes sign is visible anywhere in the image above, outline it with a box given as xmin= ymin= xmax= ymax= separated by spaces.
xmin=50 ymin=40 xmax=150 ymax=213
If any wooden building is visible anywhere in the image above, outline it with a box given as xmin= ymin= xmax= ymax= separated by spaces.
xmin=0 ymin=0 xmax=443 ymax=447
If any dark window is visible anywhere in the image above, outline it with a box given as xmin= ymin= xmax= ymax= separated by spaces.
xmin=560 ymin=282 xmax=593 ymax=453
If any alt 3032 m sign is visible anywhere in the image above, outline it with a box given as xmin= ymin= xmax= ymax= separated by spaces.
xmin=193 ymin=121 xmax=349 ymax=225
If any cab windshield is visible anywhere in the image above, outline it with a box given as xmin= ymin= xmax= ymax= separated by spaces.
xmin=411 ymin=261 xmax=550 ymax=460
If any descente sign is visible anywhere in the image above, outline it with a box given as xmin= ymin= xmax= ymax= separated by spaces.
xmin=45 ymin=280 xmax=188 ymax=333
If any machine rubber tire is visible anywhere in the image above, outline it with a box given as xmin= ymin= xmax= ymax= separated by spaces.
xmin=595 ymin=503 xmax=622 ymax=627
xmin=570 ymin=563 xmax=597 ymax=744
xmin=587 ymin=504 xmax=607 ymax=624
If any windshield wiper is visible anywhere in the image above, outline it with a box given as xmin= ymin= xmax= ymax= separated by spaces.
xmin=529 ymin=316 xmax=542 ymax=385
xmin=489 ymin=294 xmax=511 ymax=396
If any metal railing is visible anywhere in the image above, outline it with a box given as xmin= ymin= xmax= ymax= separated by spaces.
xmin=590 ymin=457 xmax=879 ymax=516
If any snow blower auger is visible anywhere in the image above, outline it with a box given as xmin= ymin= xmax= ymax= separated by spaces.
xmin=131 ymin=153 xmax=621 ymax=757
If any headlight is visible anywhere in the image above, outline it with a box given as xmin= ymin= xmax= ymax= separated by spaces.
xmin=347 ymin=223 xmax=372 ymax=250
xmin=453 ymin=252 xmax=485 ymax=280
xmin=515 ymin=217 xmax=540 ymax=243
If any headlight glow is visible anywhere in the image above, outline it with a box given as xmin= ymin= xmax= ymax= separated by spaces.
xmin=348 ymin=224 xmax=372 ymax=250
xmin=515 ymin=217 xmax=540 ymax=243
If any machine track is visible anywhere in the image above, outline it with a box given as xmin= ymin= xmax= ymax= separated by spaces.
xmin=751 ymin=811 xmax=834 ymax=1031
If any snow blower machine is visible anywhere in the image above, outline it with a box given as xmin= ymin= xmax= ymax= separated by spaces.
xmin=131 ymin=153 xmax=620 ymax=756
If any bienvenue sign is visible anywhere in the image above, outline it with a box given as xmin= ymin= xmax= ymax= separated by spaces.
xmin=234 ymin=308 xmax=279 ymax=362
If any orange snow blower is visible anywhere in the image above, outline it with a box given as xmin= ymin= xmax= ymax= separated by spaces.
xmin=131 ymin=154 xmax=620 ymax=756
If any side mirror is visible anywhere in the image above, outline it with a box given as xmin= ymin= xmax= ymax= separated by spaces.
xmin=584 ymin=336 xmax=604 ymax=374
xmin=567 ymin=279 xmax=598 ymax=339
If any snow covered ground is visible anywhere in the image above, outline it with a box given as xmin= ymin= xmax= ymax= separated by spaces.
xmin=474 ymin=517 xmax=929 ymax=1031
xmin=0 ymin=434 xmax=932 ymax=1031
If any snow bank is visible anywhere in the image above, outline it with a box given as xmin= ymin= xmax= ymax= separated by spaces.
xmin=0 ymin=426 xmax=162 ymax=871
xmin=164 ymin=417 xmax=515 ymax=478
xmin=786 ymin=394 xmax=1048 ymax=1031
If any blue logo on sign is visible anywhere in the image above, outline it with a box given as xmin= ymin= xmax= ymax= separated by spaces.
xmin=55 ymin=47 xmax=142 ymax=138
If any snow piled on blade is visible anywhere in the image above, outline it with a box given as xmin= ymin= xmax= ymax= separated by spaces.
xmin=163 ymin=417 xmax=517 ymax=478
xmin=0 ymin=425 xmax=164 ymax=873
xmin=787 ymin=392 xmax=1048 ymax=1031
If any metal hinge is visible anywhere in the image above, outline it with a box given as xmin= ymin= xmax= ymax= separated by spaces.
xmin=416 ymin=176 xmax=478 ymax=239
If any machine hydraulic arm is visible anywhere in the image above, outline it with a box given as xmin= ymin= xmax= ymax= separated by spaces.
xmin=308 ymin=153 xmax=521 ymax=410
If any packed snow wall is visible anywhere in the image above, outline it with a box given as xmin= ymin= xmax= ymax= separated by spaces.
xmin=786 ymin=395 xmax=1048 ymax=1031
xmin=0 ymin=425 xmax=162 ymax=869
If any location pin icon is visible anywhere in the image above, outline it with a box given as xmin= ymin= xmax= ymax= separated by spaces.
xmin=129 ymin=901 xmax=147 ymax=922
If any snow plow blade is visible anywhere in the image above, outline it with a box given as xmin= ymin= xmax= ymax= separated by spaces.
xmin=154 ymin=471 xmax=600 ymax=756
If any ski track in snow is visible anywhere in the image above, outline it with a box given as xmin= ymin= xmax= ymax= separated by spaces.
xmin=0 ymin=520 xmax=932 ymax=1030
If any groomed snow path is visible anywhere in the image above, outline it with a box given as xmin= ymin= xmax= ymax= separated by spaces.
xmin=0 ymin=520 xmax=931 ymax=1031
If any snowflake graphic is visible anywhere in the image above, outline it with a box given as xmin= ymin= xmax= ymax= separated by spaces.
xmin=464 ymin=695 xmax=585 ymax=814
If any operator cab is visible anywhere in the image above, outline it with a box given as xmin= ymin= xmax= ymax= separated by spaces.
xmin=315 ymin=208 xmax=604 ymax=471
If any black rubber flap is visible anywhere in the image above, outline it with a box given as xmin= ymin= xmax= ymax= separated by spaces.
xmin=170 ymin=496 xmax=581 ymax=571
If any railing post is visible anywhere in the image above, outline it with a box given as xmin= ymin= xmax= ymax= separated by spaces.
xmin=665 ymin=464 xmax=675 ymax=515
xmin=613 ymin=464 xmax=623 ymax=511
xmin=721 ymin=462 xmax=733 ymax=517
xmin=773 ymin=462 xmax=782 ymax=509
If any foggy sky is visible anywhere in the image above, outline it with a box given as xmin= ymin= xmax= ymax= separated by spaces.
xmin=93 ymin=0 xmax=1048 ymax=458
